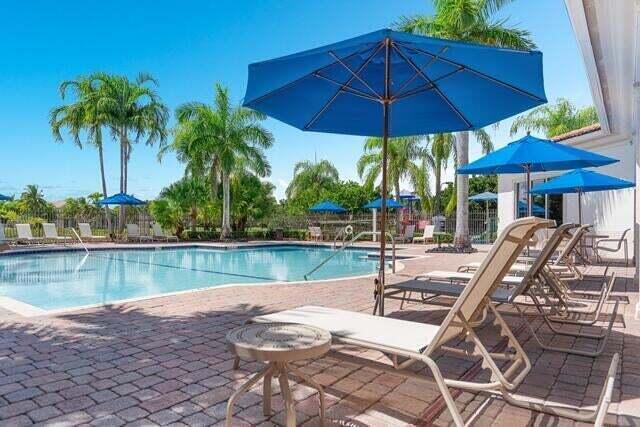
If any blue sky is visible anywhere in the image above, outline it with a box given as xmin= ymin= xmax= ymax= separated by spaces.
xmin=0 ymin=0 xmax=593 ymax=201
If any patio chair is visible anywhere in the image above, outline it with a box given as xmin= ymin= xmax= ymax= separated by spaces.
xmin=238 ymin=217 xmax=619 ymax=425
xmin=78 ymin=223 xmax=109 ymax=242
xmin=151 ymin=223 xmax=179 ymax=242
xmin=125 ymin=224 xmax=153 ymax=243
xmin=394 ymin=224 xmax=415 ymax=243
xmin=0 ymin=224 xmax=15 ymax=246
xmin=15 ymin=224 xmax=45 ymax=245
xmin=42 ymin=223 xmax=71 ymax=245
xmin=308 ymin=226 xmax=322 ymax=242
xmin=594 ymin=228 xmax=630 ymax=266
xmin=412 ymin=224 xmax=434 ymax=244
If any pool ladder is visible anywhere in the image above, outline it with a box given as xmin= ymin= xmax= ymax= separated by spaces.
xmin=304 ymin=231 xmax=395 ymax=280
xmin=70 ymin=228 xmax=89 ymax=254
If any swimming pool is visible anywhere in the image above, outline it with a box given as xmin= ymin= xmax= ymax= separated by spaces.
xmin=0 ymin=245 xmax=379 ymax=311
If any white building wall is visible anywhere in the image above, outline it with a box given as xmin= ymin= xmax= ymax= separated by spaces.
xmin=497 ymin=134 xmax=635 ymax=260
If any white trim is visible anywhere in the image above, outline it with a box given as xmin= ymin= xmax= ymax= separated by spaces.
xmin=564 ymin=0 xmax=611 ymax=134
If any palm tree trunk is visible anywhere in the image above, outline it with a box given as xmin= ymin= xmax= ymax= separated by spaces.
xmin=221 ymin=171 xmax=232 ymax=239
xmin=119 ymin=137 xmax=125 ymax=232
xmin=97 ymin=141 xmax=112 ymax=234
xmin=454 ymin=131 xmax=470 ymax=250
xmin=434 ymin=163 xmax=442 ymax=215
xmin=395 ymin=181 xmax=401 ymax=202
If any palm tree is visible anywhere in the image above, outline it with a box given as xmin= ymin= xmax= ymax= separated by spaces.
xmin=286 ymin=160 xmax=339 ymax=199
xmin=429 ymin=133 xmax=455 ymax=215
xmin=50 ymin=76 xmax=112 ymax=230
xmin=398 ymin=0 xmax=533 ymax=249
xmin=160 ymin=176 xmax=210 ymax=232
xmin=163 ymin=84 xmax=274 ymax=238
xmin=20 ymin=185 xmax=48 ymax=213
xmin=357 ymin=136 xmax=427 ymax=200
xmin=93 ymin=72 xmax=169 ymax=228
xmin=510 ymin=98 xmax=598 ymax=138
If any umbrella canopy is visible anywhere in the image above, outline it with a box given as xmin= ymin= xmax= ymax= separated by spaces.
xmin=468 ymin=191 xmax=497 ymax=201
xmin=458 ymin=133 xmax=618 ymax=215
xmin=99 ymin=193 xmax=146 ymax=206
xmin=399 ymin=190 xmax=420 ymax=201
xmin=243 ymin=28 xmax=547 ymax=314
xmin=308 ymin=200 xmax=347 ymax=214
xmin=517 ymin=200 xmax=545 ymax=216
xmin=531 ymin=169 xmax=634 ymax=223
xmin=0 ymin=194 xmax=12 ymax=202
xmin=363 ymin=198 xmax=403 ymax=210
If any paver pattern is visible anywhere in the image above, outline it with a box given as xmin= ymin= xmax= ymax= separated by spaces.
xmin=0 ymin=242 xmax=637 ymax=426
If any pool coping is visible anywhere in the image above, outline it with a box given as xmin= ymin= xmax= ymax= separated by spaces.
xmin=0 ymin=244 xmax=424 ymax=318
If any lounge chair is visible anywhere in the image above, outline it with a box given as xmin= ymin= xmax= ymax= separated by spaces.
xmin=78 ymin=223 xmax=109 ymax=242
xmin=15 ymin=224 xmax=45 ymax=245
xmin=412 ymin=224 xmax=434 ymax=244
xmin=238 ymin=217 xmax=619 ymax=425
xmin=594 ymin=228 xmax=630 ymax=266
xmin=308 ymin=226 xmax=322 ymax=242
xmin=151 ymin=223 xmax=179 ymax=242
xmin=125 ymin=224 xmax=153 ymax=242
xmin=394 ymin=224 xmax=415 ymax=243
xmin=0 ymin=224 xmax=15 ymax=246
xmin=42 ymin=223 xmax=71 ymax=245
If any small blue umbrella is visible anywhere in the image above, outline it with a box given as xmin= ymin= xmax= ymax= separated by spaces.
xmin=532 ymin=169 xmax=634 ymax=223
xmin=363 ymin=197 xmax=403 ymax=210
xmin=243 ymin=27 xmax=547 ymax=308
xmin=457 ymin=133 xmax=618 ymax=215
xmin=309 ymin=200 xmax=347 ymax=214
xmin=0 ymin=194 xmax=12 ymax=202
xmin=468 ymin=191 xmax=497 ymax=202
xmin=98 ymin=193 xmax=146 ymax=206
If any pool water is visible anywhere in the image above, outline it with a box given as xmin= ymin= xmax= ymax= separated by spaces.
xmin=0 ymin=246 xmax=378 ymax=311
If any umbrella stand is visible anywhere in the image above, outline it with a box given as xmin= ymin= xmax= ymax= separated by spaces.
xmin=524 ymin=164 xmax=532 ymax=217
xmin=578 ymin=190 xmax=583 ymax=225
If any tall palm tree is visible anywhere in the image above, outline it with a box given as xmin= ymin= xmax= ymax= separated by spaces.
xmin=398 ymin=0 xmax=533 ymax=249
xmin=163 ymin=84 xmax=274 ymax=238
xmin=357 ymin=136 xmax=427 ymax=200
xmin=20 ymin=185 xmax=48 ymax=213
xmin=94 ymin=72 xmax=169 ymax=228
xmin=510 ymin=98 xmax=598 ymax=138
xmin=50 ymin=76 xmax=112 ymax=230
xmin=429 ymin=133 xmax=455 ymax=215
xmin=286 ymin=160 xmax=339 ymax=199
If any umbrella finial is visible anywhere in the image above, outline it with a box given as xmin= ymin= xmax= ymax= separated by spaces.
xmin=526 ymin=131 xmax=531 ymax=136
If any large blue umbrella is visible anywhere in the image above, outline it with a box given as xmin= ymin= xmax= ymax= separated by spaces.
xmin=98 ymin=193 xmax=146 ymax=206
xmin=458 ymin=133 xmax=618 ymax=215
xmin=243 ymin=28 xmax=547 ymax=309
xmin=363 ymin=197 xmax=403 ymax=210
xmin=309 ymin=200 xmax=347 ymax=214
xmin=532 ymin=168 xmax=634 ymax=223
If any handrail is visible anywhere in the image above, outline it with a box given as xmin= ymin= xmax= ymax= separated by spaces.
xmin=305 ymin=231 xmax=395 ymax=280
xmin=71 ymin=228 xmax=89 ymax=254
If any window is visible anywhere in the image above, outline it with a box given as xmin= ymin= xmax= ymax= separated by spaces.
xmin=515 ymin=179 xmax=563 ymax=225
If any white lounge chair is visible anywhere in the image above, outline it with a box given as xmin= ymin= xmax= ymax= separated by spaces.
xmin=412 ymin=224 xmax=434 ymax=244
xmin=151 ymin=223 xmax=179 ymax=242
xmin=43 ymin=223 xmax=71 ymax=245
xmin=394 ymin=224 xmax=415 ymax=243
xmin=308 ymin=226 xmax=322 ymax=242
xmin=126 ymin=224 xmax=153 ymax=242
xmin=239 ymin=217 xmax=619 ymax=426
xmin=15 ymin=224 xmax=45 ymax=245
xmin=78 ymin=223 xmax=109 ymax=242
xmin=0 ymin=224 xmax=15 ymax=247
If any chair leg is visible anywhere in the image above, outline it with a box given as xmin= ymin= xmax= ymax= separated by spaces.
xmin=278 ymin=363 xmax=296 ymax=427
xmin=226 ymin=364 xmax=273 ymax=427
xmin=289 ymin=364 xmax=326 ymax=426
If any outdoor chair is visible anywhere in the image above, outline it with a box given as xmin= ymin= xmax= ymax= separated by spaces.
xmin=0 ymin=224 xmax=15 ymax=246
xmin=78 ymin=223 xmax=109 ymax=242
xmin=394 ymin=224 xmax=415 ymax=243
xmin=42 ymin=223 xmax=71 ymax=245
xmin=236 ymin=217 xmax=619 ymax=426
xmin=308 ymin=226 xmax=322 ymax=242
xmin=151 ymin=223 xmax=179 ymax=242
xmin=594 ymin=228 xmax=630 ymax=266
xmin=125 ymin=224 xmax=153 ymax=243
xmin=412 ymin=224 xmax=434 ymax=244
xmin=15 ymin=224 xmax=45 ymax=245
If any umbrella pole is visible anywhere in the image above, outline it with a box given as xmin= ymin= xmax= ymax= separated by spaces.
xmin=375 ymin=37 xmax=391 ymax=317
xmin=526 ymin=165 xmax=532 ymax=217
xmin=578 ymin=191 xmax=583 ymax=225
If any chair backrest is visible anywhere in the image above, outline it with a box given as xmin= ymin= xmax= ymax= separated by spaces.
xmin=404 ymin=224 xmax=415 ymax=238
xmin=612 ymin=228 xmax=630 ymax=250
xmin=427 ymin=216 xmax=553 ymax=353
xmin=42 ymin=223 xmax=59 ymax=238
xmin=423 ymin=225 xmax=435 ymax=239
xmin=78 ymin=223 xmax=93 ymax=238
xmin=0 ymin=224 xmax=5 ymax=242
xmin=555 ymin=224 xmax=590 ymax=265
xmin=126 ymin=224 xmax=140 ymax=237
xmin=309 ymin=226 xmax=322 ymax=237
xmin=16 ymin=224 xmax=33 ymax=239
xmin=152 ymin=223 xmax=165 ymax=237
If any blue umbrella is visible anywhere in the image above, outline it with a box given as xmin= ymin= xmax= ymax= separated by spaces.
xmin=243 ymin=28 xmax=547 ymax=307
xmin=399 ymin=190 xmax=420 ymax=201
xmin=363 ymin=197 xmax=403 ymax=210
xmin=517 ymin=200 xmax=545 ymax=216
xmin=468 ymin=191 xmax=497 ymax=202
xmin=531 ymin=168 xmax=634 ymax=223
xmin=309 ymin=200 xmax=347 ymax=214
xmin=98 ymin=193 xmax=146 ymax=206
xmin=458 ymin=133 xmax=618 ymax=215
xmin=0 ymin=194 xmax=12 ymax=202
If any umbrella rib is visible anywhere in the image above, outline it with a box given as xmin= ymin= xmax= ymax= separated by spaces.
xmin=328 ymin=50 xmax=382 ymax=99
xmin=393 ymin=45 xmax=450 ymax=98
xmin=311 ymin=73 xmax=380 ymax=102
xmin=392 ymin=42 xmax=473 ymax=129
xmin=304 ymin=43 xmax=384 ymax=130
xmin=244 ymin=42 xmax=382 ymax=107
xmin=395 ymin=41 xmax=546 ymax=102
xmin=392 ymin=67 xmax=465 ymax=102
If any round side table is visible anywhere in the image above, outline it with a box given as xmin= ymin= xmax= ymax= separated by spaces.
xmin=226 ymin=322 xmax=331 ymax=427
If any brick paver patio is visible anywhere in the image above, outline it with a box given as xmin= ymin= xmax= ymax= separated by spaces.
xmin=0 ymin=243 xmax=637 ymax=426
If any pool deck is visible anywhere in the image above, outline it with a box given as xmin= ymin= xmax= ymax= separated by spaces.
xmin=0 ymin=241 xmax=637 ymax=426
